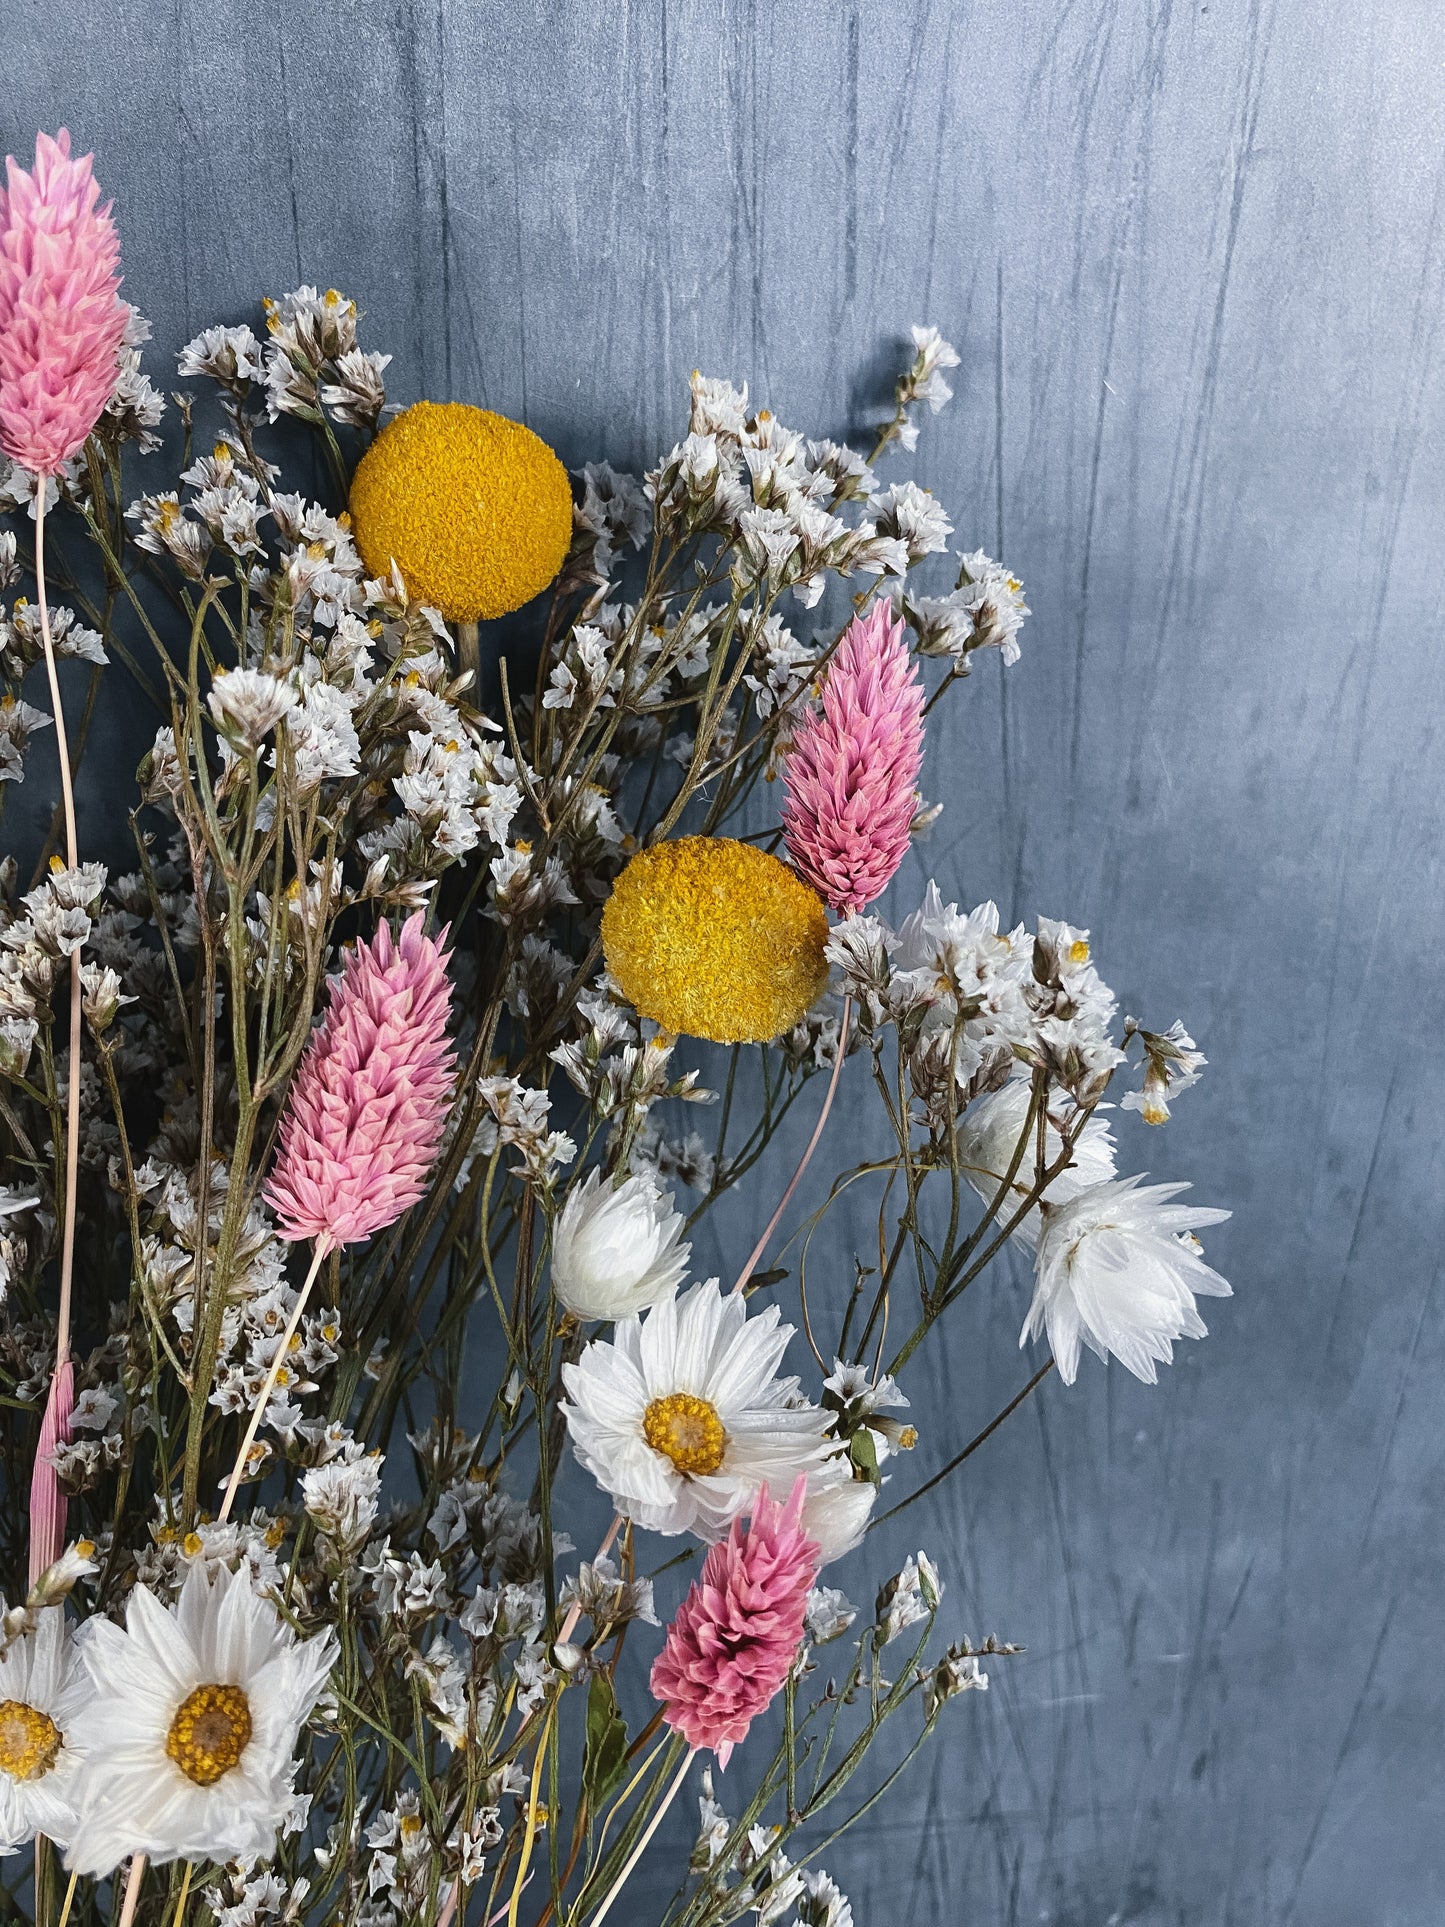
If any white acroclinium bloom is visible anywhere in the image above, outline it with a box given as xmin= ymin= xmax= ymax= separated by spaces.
xmin=801 ymin=1460 xmax=877 ymax=1565
xmin=1022 ymin=1177 xmax=1231 ymax=1386
xmin=561 ymin=1279 xmax=831 ymax=1540
xmin=956 ymin=1079 xmax=1118 ymax=1248
xmin=67 ymin=1561 xmax=337 ymax=1876
xmin=0 ymin=1608 xmax=89 ymax=1853
xmin=551 ymin=1167 xmax=690 ymax=1321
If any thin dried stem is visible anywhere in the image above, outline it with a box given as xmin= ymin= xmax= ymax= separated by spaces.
xmin=732 ymin=997 xmax=853 ymax=1295
xmin=586 ymin=1747 xmax=695 ymax=1927
xmin=217 ymin=1239 xmax=328 ymax=1524
xmin=32 ymin=492 xmax=82 ymax=1369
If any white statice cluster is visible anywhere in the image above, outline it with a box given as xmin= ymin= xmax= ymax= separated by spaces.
xmin=647 ymin=378 xmax=928 ymax=611
xmin=258 ymin=286 xmax=392 ymax=430
xmin=129 ymin=1160 xmax=341 ymax=1484
xmin=901 ymin=546 xmax=1031 ymax=669
xmin=828 ymin=880 xmax=1229 ymax=1385
xmin=0 ymin=861 xmax=108 ymax=1099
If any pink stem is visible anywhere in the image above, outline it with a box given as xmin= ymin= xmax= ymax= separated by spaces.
xmin=28 ymin=487 xmax=83 ymax=1592
xmin=731 ymin=995 xmax=853 ymax=1295
xmin=28 ymin=1355 xmax=74 ymax=1585
xmin=116 ymin=1855 xmax=145 ymax=1927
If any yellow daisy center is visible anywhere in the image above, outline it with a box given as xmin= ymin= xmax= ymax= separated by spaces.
xmin=602 ymin=837 xmax=829 ymax=1044
xmin=643 ymin=1393 xmax=727 ymax=1477
xmin=349 ymin=400 xmax=573 ymax=623
xmin=0 ymin=1700 xmax=61 ymax=1782
xmin=166 ymin=1682 xmax=253 ymax=1786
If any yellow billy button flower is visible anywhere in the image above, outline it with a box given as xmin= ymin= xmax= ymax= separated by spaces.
xmin=601 ymin=837 xmax=829 ymax=1044
xmin=349 ymin=399 xmax=573 ymax=622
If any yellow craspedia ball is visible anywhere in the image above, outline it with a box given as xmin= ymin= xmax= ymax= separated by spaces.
xmin=602 ymin=837 xmax=830 ymax=1044
xmin=348 ymin=400 xmax=573 ymax=623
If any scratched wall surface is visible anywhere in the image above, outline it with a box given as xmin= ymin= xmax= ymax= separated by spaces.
xmin=6 ymin=0 xmax=1443 ymax=1920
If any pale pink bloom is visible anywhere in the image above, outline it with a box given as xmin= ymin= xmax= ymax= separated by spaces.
xmin=781 ymin=598 xmax=925 ymax=915
xmin=0 ymin=130 xmax=127 ymax=475
xmin=649 ymin=1478 xmax=820 ymax=1765
xmin=28 ymin=1355 xmax=74 ymax=1585
xmin=265 ymin=912 xmax=456 ymax=1251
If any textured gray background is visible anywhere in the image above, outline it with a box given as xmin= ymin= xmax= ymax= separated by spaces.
xmin=7 ymin=0 xmax=1443 ymax=1920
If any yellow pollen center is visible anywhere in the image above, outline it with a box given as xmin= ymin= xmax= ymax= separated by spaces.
xmin=166 ymin=1682 xmax=252 ymax=1786
xmin=1068 ymin=939 xmax=1090 ymax=964
xmin=642 ymin=1393 xmax=727 ymax=1477
xmin=0 ymin=1701 xmax=61 ymax=1782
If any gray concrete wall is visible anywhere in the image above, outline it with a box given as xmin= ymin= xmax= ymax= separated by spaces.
xmin=7 ymin=1 xmax=1442 ymax=1918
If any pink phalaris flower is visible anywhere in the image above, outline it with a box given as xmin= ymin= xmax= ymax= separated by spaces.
xmin=650 ymin=1477 xmax=820 ymax=1765
xmin=265 ymin=912 xmax=456 ymax=1252
xmin=28 ymin=1355 xmax=73 ymax=1585
xmin=0 ymin=130 xmax=127 ymax=476
xmin=781 ymin=598 xmax=925 ymax=914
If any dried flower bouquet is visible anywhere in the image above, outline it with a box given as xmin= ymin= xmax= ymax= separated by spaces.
xmin=0 ymin=130 xmax=1229 ymax=1927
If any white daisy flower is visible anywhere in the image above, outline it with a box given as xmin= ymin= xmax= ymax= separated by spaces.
xmin=551 ymin=1167 xmax=690 ymax=1322
xmin=561 ymin=1280 xmax=831 ymax=1540
xmin=0 ymin=1608 xmax=89 ymax=1853
xmin=1023 ymin=1177 xmax=1232 ymax=1386
xmin=956 ymin=1078 xmax=1118 ymax=1248
xmin=67 ymin=1562 xmax=337 ymax=1876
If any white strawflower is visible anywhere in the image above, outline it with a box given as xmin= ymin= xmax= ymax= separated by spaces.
xmin=67 ymin=1562 xmax=337 ymax=1876
xmin=561 ymin=1280 xmax=831 ymax=1540
xmin=800 ymin=1463 xmax=877 ymax=1565
xmin=956 ymin=1079 xmax=1117 ymax=1248
xmin=1023 ymin=1177 xmax=1231 ymax=1386
xmin=551 ymin=1168 xmax=690 ymax=1321
xmin=0 ymin=1608 xmax=89 ymax=1853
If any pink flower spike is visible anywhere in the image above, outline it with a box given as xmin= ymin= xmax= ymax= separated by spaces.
xmin=781 ymin=598 xmax=925 ymax=914
xmin=0 ymin=130 xmax=128 ymax=476
xmin=28 ymin=1355 xmax=74 ymax=1585
xmin=650 ymin=1477 xmax=820 ymax=1765
xmin=265 ymin=912 xmax=457 ymax=1251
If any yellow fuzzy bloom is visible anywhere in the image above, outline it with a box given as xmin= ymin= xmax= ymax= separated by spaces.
xmin=602 ymin=837 xmax=829 ymax=1044
xmin=349 ymin=400 xmax=573 ymax=623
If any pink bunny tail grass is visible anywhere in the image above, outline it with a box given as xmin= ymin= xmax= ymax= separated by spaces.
xmin=650 ymin=1477 xmax=820 ymax=1765
xmin=264 ymin=911 xmax=456 ymax=1250
xmin=28 ymin=1355 xmax=74 ymax=1586
xmin=781 ymin=597 xmax=925 ymax=914
xmin=0 ymin=130 xmax=127 ymax=475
